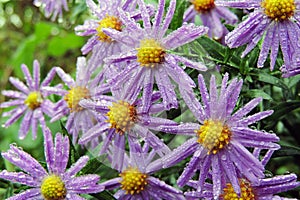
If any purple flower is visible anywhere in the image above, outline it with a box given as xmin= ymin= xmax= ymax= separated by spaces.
xmin=102 ymin=0 xmax=208 ymax=111
xmin=0 ymin=128 xmax=104 ymax=200
xmin=50 ymin=57 xmax=109 ymax=143
xmin=185 ymin=150 xmax=300 ymax=199
xmin=184 ymin=0 xmax=238 ymax=40
xmin=75 ymin=0 xmax=151 ymax=72
xmin=186 ymin=174 xmax=300 ymax=200
xmin=217 ymin=0 xmax=300 ymax=77
xmin=78 ymin=77 xmax=176 ymax=171
xmin=100 ymin=139 xmax=185 ymax=200
xmin=157 ymin=73 xmax=280 ymax=198
xmin=34 ymin=0 xmax=68 ymax=21
xmin=0 ymin=60 xmax=58 ymax=139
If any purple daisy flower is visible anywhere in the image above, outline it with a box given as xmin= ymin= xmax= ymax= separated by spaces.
xmin=0 ymin=128 xmax=104 ymax=200
xmin=157 ymin=73 xmax=280 ymax=198
xmin=102 ymin=0 xmax=208 ymax=111
xmin=216 ymin=0 xmax=300 ymax=76
xmin=186 ymin=174 xmax=300 ymax=200
xmin=75 ymin=0 xmax=152 ymax=72
xmin=100 ymin=138 xmax=185 ymax=200
xmin=185 ymin=150 xmax=300 ymax=200
xmin=34 ymin=0 xmax=69 ymax=21
xmin=50 ymin=57 xmax=109 ymax=143
xmin=184 ymin=0 xmax=238 ymax=41
xmin=0 ymin=60 xmax=58 ymax=139
xmin=78 ymin=74 xmax=176 ymax=171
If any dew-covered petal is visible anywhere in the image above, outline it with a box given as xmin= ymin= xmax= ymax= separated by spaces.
xmin=163 ymin=24 xmax=208 ymax=50
xmin=6 ymin=188 xmax=41 ymax=200
xmin=0 ymin=170 xmax=40 ymax=187
xmin=2 ymin=144 xmax=48 ymax=178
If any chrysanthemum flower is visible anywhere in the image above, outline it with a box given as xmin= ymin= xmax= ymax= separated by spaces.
xmin=75 ymin=0 xmax=151 ymax=72
xmin=0 ymin=128 xmax=104 ymax=199
xmin=184 ymin=0 xmax=238 ymax=40
xmin=185 ymin=173 xmax=300 ymax=199
xmin=50 ymin=57 xmax=109 ymax=143
xmin=0 ymin=60 xmax=58 ymax=139
xmin=34 ymin=0 xmax=69 ymax=21
xmin=157 ymin=73 xmax=280 ymax=197
xmin=100 ymin=139 xmax=185 ymax=200
xmin=78 ymin=79 xmax=176 ymax=171
xmin=102 ymin=0 xmax=208 ymax=111
xmin=185 ymin=149 xmax=300 ymax=199
xmin=216 ymin=0 xmax=300 ymax=76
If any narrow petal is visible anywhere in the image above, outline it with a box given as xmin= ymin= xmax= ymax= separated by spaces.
xmin=163 ymin=24 xmax=208 ymax=50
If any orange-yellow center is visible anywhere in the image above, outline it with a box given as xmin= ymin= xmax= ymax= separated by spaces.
xmin=120 ymin=167 xmax=148 ymax=195
xmin=41 ymin=175 xmax=67 ymax=200
xmin=192 ymin=0 xmax=215 ymax=13
xmin=195 ymin=119 xmax=232 ymax=155
xmin=136 ymin=38 xmax=165 ymax=67
xmin=64 ymin=86 xmax=90 ymax=112
xmin=220 ymin=179 xmax=256 ymax=200
xmin=261 ymin=0 xmax=296 ymax=21
xmin=106 ymin=100 xmax=137 ymax=134
xmin=96 ymin=15 xmax=122 ymax=42
xmin=24 ymin=91 xmax=42 ymax=110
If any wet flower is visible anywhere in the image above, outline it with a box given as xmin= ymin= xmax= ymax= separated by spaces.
xmin=0 ymin=128 xmax=104 ymax=199
xmin=100 ymin=139 xmax=185 ymax=200
xmin=158 ymin=73 xmax=280 ymax=198
xmin=185 ymin=150 xmax=300 ymax=199
xmin=75 ymin=0 xmax=152 ymax=72
xmin=50 ymin=57 xmax=110 ymax=143
xmin=78 ymin=78 xmax=176 ymax=171
xmin=217 ymin=0 xmax=300 ymax=76
xmin=34 ymin=0 xmax=69 ymax=21
xmin=103 ymin=0 xmax=208 ymax=111
xmin=184 ymin=0 xmax=238 ymax=40
xmin=0 ymin=60 xmax=58 ymax=139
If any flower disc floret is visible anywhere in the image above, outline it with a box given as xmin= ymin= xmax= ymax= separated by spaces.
xmin=106 ymin=100 xmax=137 ymax=134
xmin=195 ymin=119 xmax=232 ymax=154
xmin=24 ymin=91 xmax=43 ymax=110
xmin=136 ymin=39 xmax=166 ymax=67
xmin=96 ymin=15 xmax=122 ymax=42
xmin=192 ymin=0 xmax=215 ymax=13
xmin=221 ymin=179 xmax=255 ymax=200
xmin=41 ymin=175 xmax=67 ymax=200
xmin=261 ymin=0 xmax=296 ymax=21
xmin=64 ymin=86 xmax=90 ymax=112
xmin=120 ymin=167 xmax=148 ymax=195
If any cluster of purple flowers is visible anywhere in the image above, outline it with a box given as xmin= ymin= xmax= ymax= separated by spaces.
xmin=1 ymin=0 xmax=300 ymax=199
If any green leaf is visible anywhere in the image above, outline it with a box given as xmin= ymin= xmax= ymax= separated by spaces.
xmin=80 ymin=157 xmax=119 ymax=179
xmin=273 ymin=145 xmax=300 ymax=157
xmin=268 ymin=101 xmax=300 ymax=122
xmin=169 ymin=0 xmax=188 ymax=30
xmin=244 ymin=89 xmax=273 ymax=100
xmin=47 ymin=33 xmax=84 ymax=56
xmin=91 ymin=191 xmax=116 ymax=200
xmin=60 ymin=121 xmax=80 ymax=164
xmin=255 ymin=72 xmax=288 ymax=90
xmin=196 ymin=36 xmax=226 ymax=61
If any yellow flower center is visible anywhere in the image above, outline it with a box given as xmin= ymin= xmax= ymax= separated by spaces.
xmin=40 ymin=175 xmax=67 ymax=200
xmin=96 ymin=15 xmax=122 ymax=42
xmin=221 ymin=179 xmax=256 ymax=200
xmin=261 ymin=0 xmax=296 ymax=21
xmin=106 ymin=100 xmax=137 ymax=134
xmin=195 ymin=119 xmax=232 ymax=155
xmin=120 ymin=167 xmax=148 ymax=195
xmin=64 ymin=86 xmax=90 ymax=112
xmin=24 ymin=91 xmax=43 ymax=110
xmin=192 ymin=0 xmax=215 ymax=13
xmin=136 ymin=38 xmax=166 ymax=67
